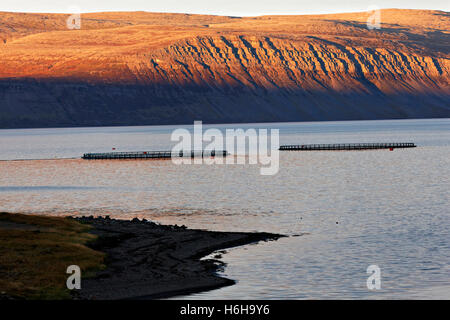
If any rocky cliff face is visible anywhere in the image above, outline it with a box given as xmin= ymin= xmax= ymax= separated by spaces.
xmin=0 ymin=10 xmax=449 ymax=128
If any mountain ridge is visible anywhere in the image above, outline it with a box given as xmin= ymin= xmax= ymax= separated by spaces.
xmin=0 ymin=9 xmax=449 ymax=128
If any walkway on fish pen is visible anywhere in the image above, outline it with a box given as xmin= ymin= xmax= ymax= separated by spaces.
xmin=82 ymin=150 xmax=228 ymax=160
xmin=279 ymin=142 xmax=416 ymax=151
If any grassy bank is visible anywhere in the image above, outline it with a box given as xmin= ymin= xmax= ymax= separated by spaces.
xmin=0 ymin=212 xmax=105 ymax=299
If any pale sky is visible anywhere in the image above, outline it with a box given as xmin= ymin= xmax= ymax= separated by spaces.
xmin=0 ymin=0 xmax=448 ymax=16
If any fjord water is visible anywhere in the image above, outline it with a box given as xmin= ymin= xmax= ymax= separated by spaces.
xmin=0 ymin=119 xmax=449 ymax=299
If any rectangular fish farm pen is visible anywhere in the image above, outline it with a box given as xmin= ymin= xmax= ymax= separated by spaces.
xmin=82 ymin=150 xmax=229 ymax=160
xmin=279 ymin=143 xmax=416 ymax=151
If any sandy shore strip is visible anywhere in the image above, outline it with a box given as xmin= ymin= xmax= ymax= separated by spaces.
xmin=72 ymin=216 xmax=284 ymax=300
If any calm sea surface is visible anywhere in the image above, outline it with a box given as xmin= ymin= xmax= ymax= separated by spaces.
xmin=0 ymin=119 xmax=449 ymax=299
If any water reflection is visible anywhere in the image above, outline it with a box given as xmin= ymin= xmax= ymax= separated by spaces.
xmin=0 ymin=119 xmax=449 ymax=299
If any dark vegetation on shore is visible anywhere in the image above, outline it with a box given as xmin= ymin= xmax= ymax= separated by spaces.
xmin=0 ymin=213 xmax=283 ymax=300
xmin=0 ymin=212 xmax=105 ymax=299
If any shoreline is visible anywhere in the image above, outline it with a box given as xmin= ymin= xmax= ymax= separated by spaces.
xmin=73 ymin=216 xmax=284 ymax=300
